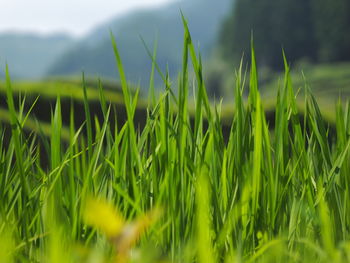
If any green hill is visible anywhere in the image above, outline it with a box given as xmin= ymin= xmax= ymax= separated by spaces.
xmin=47 ymin=0 xmax=232 ymax=88
xmin=0 ymin=33 xmax=74 ymax=79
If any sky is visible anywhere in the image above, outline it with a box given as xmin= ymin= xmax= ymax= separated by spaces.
xmin=0 ymin=0 xmax=173 ymax=36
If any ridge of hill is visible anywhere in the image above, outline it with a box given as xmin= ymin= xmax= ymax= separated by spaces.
xmin=0 ymin=32 xmax=74 ymax=79
xmin=47 ymin=0 xmax=233 ymax=88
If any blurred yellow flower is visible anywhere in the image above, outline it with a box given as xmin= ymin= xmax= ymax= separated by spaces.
xmin=83 ymin=198 xmax=125 ymax=238
xmin=83 ymin=197 xmax=162 ymax=263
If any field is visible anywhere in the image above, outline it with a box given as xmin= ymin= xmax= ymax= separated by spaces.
xmin=0 ymin=20 xmax=350 ymax=263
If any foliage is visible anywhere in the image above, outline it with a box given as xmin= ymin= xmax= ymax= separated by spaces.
xmin=0 ymin=19 xmax=350 ymax=263
xmin=311 ymin=0 xmax=350 ymax=62
xmin=220 ymin=0 xmax=350 ymax=69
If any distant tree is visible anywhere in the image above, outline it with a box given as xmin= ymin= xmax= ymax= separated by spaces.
xmin=311 ymin=0 xmax=350 ymax=62
xmin=272 ymin=0 xmax=317 ymax=67
xmin=219 ymin=0 xmax=259 ymax=64
xmin=220 ymin=0 xmax=350 ymax=69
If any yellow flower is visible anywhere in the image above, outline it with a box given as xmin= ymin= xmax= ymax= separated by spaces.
xmin=83 ymin=198 xmax=125 ymax=238
xmin=83 ymin=197 xmax=162 ymax=263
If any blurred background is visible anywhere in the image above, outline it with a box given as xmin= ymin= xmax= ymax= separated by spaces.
xmin=0 ymin=0 xmax=349 ymax=100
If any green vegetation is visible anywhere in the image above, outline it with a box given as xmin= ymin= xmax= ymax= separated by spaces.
xmin=220 ymin=0 xmax=350 ymax=69
xmin=0 ymin=78 xmax=125 ymax=102
xmin=0 ymin=78 xmax=147 ymax=144
xmin=0 ymin=20 xmax=350 ymax=263
xmin=205 ymin=58 xmax=350 ymax=121
xmin=263 ymin=62 xmax=350 ymax=98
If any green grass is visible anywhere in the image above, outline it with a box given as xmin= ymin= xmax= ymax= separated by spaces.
xmin=263 ymin=61 xmax=350 ymax=102
xmin=0 ymin=20 xmax=350 ymax=263
xmin=287 ymin=62 xmax=350 ymax=97
xmin=0 ymin=78 xmax=126 ymax=103
xmin=0 ymin=77 xmax=339 ymax=144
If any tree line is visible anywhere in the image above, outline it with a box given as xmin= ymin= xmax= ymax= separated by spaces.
xmin=220 ymin=0 xmax=350 ymax=70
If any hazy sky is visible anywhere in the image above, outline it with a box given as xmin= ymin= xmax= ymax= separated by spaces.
xmin=0 ymin=0 xmax=174 ymax=36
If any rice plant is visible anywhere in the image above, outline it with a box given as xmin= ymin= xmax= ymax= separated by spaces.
xmin=0 ymin=17 xmax=349 ymax=263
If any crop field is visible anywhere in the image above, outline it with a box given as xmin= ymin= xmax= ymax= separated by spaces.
xmin=0 ymin=77 xmax=342 ymax=144
xmin=0 ymin=20 xmax=349 ymax=263
xmin=263 ymin=62 xmax=350 ymax=105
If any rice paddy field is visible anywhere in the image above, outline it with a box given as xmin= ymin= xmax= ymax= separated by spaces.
xmin=0 ymin=20 xmax=349 ymax=263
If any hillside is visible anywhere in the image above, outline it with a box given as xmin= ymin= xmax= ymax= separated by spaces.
xmin=0 ymin=33 xmax=74 ymax=79
xmin=47 ymin=0 xmax=233 ymax=88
